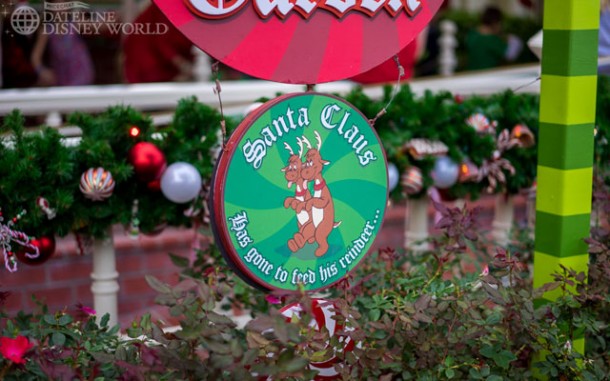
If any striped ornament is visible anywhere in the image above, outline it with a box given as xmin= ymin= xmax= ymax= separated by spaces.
xmin=79 ymin=167 xmax=115 ymax=201
xmin=401 ymin=166 xmax=424 ymax=195
xmin=466 ymin=113 xmax=497 ymax=134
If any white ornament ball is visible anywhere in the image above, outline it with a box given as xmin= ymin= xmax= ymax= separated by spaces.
xmin=387 ymin=163 xmax=399 ymax=191
xmin=160 ymin=162 xmax=202 ymax=203
xmin=431 ymin=156 xmax=459 ymax=189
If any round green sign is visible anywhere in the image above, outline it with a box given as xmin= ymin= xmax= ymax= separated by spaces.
xmin=211 ymin=93 xmax=388 ymax=292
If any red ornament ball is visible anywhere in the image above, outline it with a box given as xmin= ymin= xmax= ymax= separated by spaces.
xmin=16 ymin=236 xmax=56 ymax=266
xmin=128 ymin=142 xmax=167 ymax=183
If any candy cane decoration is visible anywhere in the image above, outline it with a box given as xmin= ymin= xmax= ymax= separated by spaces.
xmin=37 ymin=197 xmax=57 ymax=220
xmin=0 ymin=209 xmax=39 ymax=272
xmin=280 ymin=299 xmax=357 ymax=379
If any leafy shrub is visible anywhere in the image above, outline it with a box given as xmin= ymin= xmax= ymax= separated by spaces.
xmin=1 ymin=208 xmax=609 ymax=380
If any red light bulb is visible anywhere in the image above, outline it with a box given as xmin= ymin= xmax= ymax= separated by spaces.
xmin=129 ymin=126 xmax=140 ymax=137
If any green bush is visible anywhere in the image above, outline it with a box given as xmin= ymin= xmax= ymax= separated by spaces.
xmin=1 ymin=201 xmax=609 ymax=380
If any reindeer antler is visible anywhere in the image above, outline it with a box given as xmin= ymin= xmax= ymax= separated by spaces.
xmin=296 ymin=137 xmax=305 ymax=158
xmin=283 ymin=142 xmax=294 ymax=156
xmin=301 ymin=135 xmax=312 ymax=149
xmin=314 ymin=131 xmax=322 ymax=150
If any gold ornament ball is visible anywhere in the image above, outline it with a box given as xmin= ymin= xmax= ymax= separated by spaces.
xmin=511 ymin=124 xmax=536 ymax=148
xmin=79 ymin=167 xmax=115 ymax=201
xmin=458 ymin=161 xmax=479 ymax=183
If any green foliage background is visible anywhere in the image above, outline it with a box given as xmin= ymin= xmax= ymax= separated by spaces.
xmin=1 ymin=76 xmax=609 ymax=240
xmin=0 ymin=97 xmax=236 ymax=239
xmin=345 ymin=86 xmax=540 ymax=200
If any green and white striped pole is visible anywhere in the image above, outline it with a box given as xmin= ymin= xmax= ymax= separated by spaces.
xmin=534 ymin=0 xmax=600 ymax=355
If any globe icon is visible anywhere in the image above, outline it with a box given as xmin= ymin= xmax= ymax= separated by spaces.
xmin=10 ymin=6 xmax=40 ymax=36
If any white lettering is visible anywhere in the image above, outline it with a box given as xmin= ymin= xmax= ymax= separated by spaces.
xmin=260 ymin=126 xmax=277 ymax=146
xmin=320 ymin=104 xmax=341 ymax=130
xmin=298 ymin=107 xmax=311 ymax=127
xmin=243 ymin=106 xmax=310 ymax=170
xmin=244 ymin=248 xmax=273 ymax=275
xmin=272 ymin=116 xmax=289 ymax=137
xmin=189 ymin=0 xmax=248 ymax=17
xmin=286 ymin=107 xmax=297 ymax=130
xmin=324 ymin=0 xmax=356 ymax=14
xmin=358 ymin=150 xmax=377 ymax=166
xmin=360 ymin=0 xmax=384 ymax=14
xmin=243 ymin=139 xmax=267 ymax=169
xmin=294 ymin=0 xmax=317 ymax=15
xmin=407 ymin=0 xmax=422 ymax=13
xmin=255 ymin=0 xmax=294 ymax=18
xmin=291 ymin=268 xmax=316 ymax=285
xmin=188 ymin=0 xmax=425 ymax=19
xmin=386 ymin=0 xmax=403 ymax=14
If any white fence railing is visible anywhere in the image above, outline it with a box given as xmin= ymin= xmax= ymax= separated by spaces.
xmin=0 ymin=63 xmax=545 ymax=128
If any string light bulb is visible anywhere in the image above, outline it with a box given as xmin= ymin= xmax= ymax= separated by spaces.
xmin=129 ymin=126 xmax=141 ymax=138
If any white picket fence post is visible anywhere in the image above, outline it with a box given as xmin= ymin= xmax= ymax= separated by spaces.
xmin=405 ymin=196 xmax=429 ymax=253
xmin=439 ymin=20 xmax=458 ymax=77
xmin=193 ymin=47 xmax=212 ymax=82
xmin=45 ymin=111 xmax=62 ymax=127
xmin=91 ymin=231 xmax=119 ymax=327
xmin=492 ymin=194 xmax=514 ymax=246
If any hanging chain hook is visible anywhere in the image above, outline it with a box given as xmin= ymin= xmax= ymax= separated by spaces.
xmin=369 ymin=55 xmax=405 ymax=126
xmin=212 ymin=61 xmax=227 ymax=150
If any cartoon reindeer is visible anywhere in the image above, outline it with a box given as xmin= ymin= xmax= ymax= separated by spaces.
xmin=282 ymin=139 xmax=315 ymax=252
xmin=296 ymin=131 xmax=336 ymax=257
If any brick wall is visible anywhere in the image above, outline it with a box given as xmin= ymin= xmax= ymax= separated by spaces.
xmin=1 ymin=195 xmax=528 ymax=327
xmin=2 ymin=226 xmax=194 ymax=325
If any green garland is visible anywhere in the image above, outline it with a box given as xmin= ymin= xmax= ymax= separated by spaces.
xmin=0 ymin=97 xmax=237 ymax=239
xmin=1 ymin=79 xmax=609 ymax=241
xmin=345 ymin=85 xmax=539 ymax=200
xmin=346 ymin=77 xmax=609 ymax=200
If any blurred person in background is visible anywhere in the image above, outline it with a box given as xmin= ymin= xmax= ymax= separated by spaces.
xmin=122 ymin=3 xmax=194 ymax=83
xmin=1 ymin=1 xmax=55 ymax=88
xmin=600 ymin=0 xmax=610 ymax=75
xmin=600 ymin=0 xmax=610 ymax=57
xmin=30 ymin=1 xmax=94 ymax=87
xmin=465 ymin=6 xmax=522 ymax=71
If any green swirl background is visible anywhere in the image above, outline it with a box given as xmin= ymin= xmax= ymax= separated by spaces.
xmin=223 ymin=94 xmax=388 ymax=291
